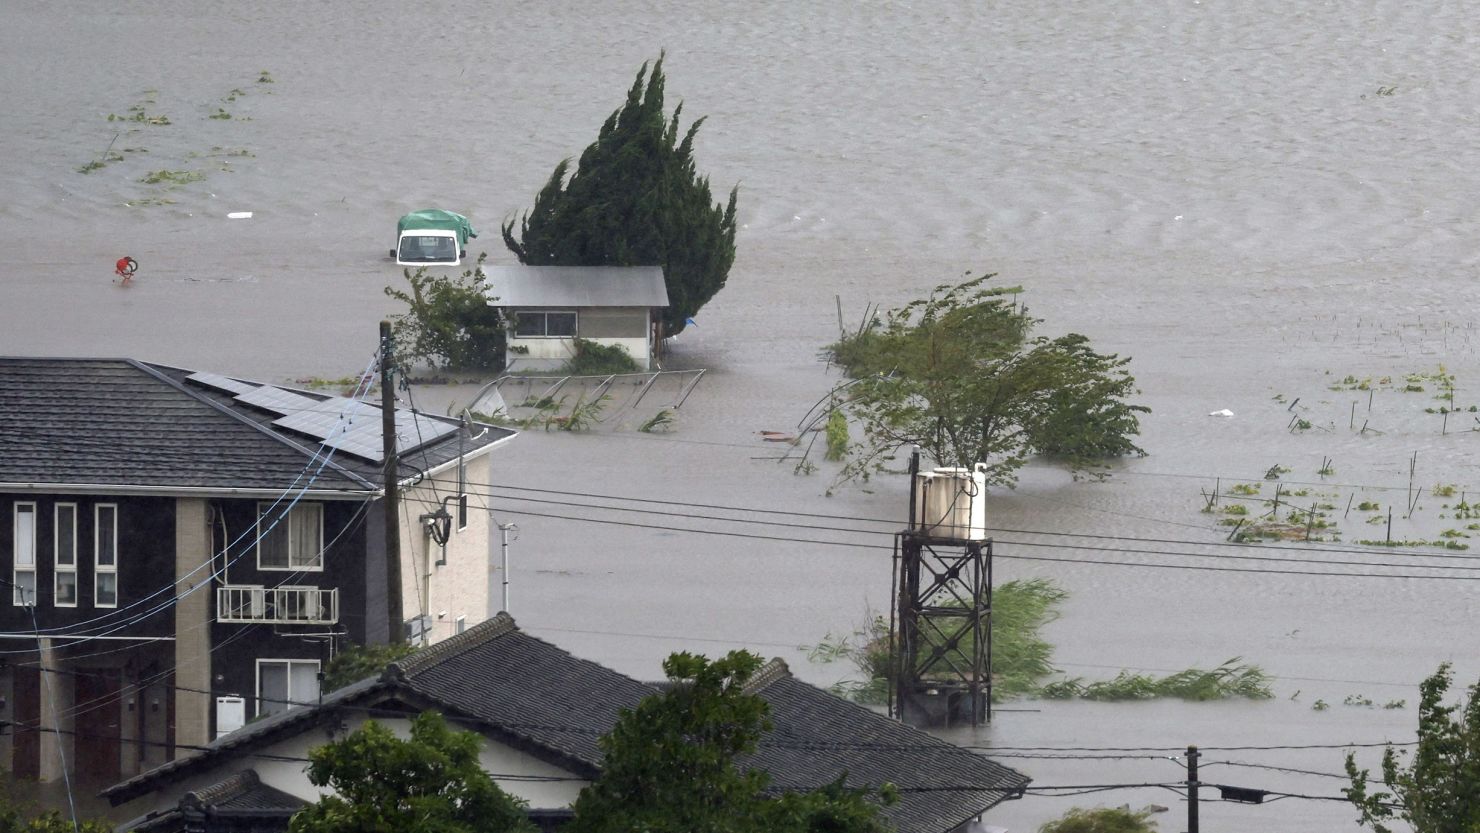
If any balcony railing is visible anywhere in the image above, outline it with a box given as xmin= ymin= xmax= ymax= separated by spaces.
xmin=217 ymin=585 xmax=339 ymax=625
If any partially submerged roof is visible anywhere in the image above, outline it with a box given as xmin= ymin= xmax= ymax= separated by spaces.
xmin=483 ymin=265 xmax=669 ymax=309
xmin=105 ymin=616 xmax=1027 ymax=832
xmin=0 ymin=357 xmax=515 ymax=497
xmin=121 ymin=769 xmax=306 ymax=833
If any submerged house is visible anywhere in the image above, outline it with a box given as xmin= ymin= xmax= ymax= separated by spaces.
xmin=106 ymin=614 xmax=1030 ymax=833
xmin=483 ymin=265 xmax=669 ymax=372
xmin=0 ymin=357 xmax=514 ymax=784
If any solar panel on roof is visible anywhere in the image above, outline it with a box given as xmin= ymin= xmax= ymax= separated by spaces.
xmin=186 ymin=371 xmax=257 ymax=395
xmin=234 ymin=386 xmax=319 ymax=415
xmin=267 ymin=395 xmax=459 ymax=462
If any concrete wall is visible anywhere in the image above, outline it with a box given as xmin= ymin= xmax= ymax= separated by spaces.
xmin=398 ymin=453 xmax=493 ymax=646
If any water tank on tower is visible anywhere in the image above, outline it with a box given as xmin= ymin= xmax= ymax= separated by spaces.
xmin=913 ymin=464 xmax=987 ymax=540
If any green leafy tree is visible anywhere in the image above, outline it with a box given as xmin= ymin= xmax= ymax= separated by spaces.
xmin=502 ymin=54 xmax=738 ymax=337
xmin=824 ymin=274 xmax=1147 ymax=488
xmin=0 ymin=802 xmax=110 ymax=833
xmin=384 ymin=257 xmax=505 ymax=371
xmin=290 ymin=712 xmax=535 ymax=833
xmin=567 ymin=650 xmax=895 ymax=833
xmin=1039 ymin=806 xmax=1159 ymax=833
xmin=1344 ymin=662 xmax=1480 ymax=833
xmin=321 ymin=642 xmax=415 ymax=692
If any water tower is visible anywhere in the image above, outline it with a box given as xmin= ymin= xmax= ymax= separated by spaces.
xmin=891 ymin=453 xmax=995 ymax=727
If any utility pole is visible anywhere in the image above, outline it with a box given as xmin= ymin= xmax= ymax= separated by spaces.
xmin=1186 ymin=744 xmax=1200 ymax=833
xmin=498 ymin=523 xmax=517 ymax=613
xmin=380 ymin=321 xmax=404 ymax=645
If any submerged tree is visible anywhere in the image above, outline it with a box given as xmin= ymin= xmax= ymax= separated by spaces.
xmin=1344 ymin=662 xmax=1480 ymax=833
xmin=566 ymin=651 xmax=895 ymax=833
xmin=823 ymin=273 xmax=1147 ymax=489
xmin=383 ymin=257 xmax=506 ymax=371
xmin=290 ymin=712 xmax=534 ymax=833
xmin=502 ymin=54 xmax=738 ymax=337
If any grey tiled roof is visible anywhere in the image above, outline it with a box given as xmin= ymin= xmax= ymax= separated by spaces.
xmin=483 ymin=265 xmax=669 ymax=308
xmin=744 ymin=661 xmax=1031 ymax=833
xmin=0 ymin=357 xmax=513 ymax=494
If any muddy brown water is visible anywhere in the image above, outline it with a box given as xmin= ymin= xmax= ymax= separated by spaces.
xmin=6 ymin=1 xmax=1480 ymax=828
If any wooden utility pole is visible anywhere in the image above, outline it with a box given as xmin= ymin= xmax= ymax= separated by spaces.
xmin=380 ymin=321 xmax=404 ymax=644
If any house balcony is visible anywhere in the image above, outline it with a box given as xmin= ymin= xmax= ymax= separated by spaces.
xmin=217 ymin=585 xmax=339 ymax=625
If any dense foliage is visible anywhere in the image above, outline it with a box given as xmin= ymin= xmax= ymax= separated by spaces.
xmin=825 ymin=274 xmax=1148 ymax=488
xmin=1038 ymin=806 xmax=1159 ymax=833
xmin=566 ymin=650 xmax=896 ymax=833
xmin=384 ymin=258 xmax=505 ymax=371
xmin=322 ymin=642 xmax=415 ymax=692
xmin=1345 ymin=662 xmax=1480 ymax=833
xmin=290 ymin=712 xmax=534 ymax=833
xmin=502 ymin=55 xmax=738 ymax=336
xmin=564 ymin=338 xmax=641 ymax=375
xmin=0 ymin=800 xmax=110 ymax=833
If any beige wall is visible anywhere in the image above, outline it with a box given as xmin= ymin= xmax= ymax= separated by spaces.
xmin=505 ymin=307 xmax=656 ymax=370
xmin=397 ymin=453 xmax=492 ymax=646
xmin=173 ymin=498 xmax=212 ymax=753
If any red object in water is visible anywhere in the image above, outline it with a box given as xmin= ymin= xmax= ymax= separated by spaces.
xmin=115 ymin=256 xmax=138 ymax=279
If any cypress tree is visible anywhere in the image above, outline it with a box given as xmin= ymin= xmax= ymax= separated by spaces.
xmin=502 ymin=54 xmax=738 ymax=337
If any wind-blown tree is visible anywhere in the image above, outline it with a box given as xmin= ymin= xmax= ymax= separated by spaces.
xmin=824 ymin=274 xmax=1147 ymax=488
xmin=566 ymin=651 xmax=895 ymax=833
xmin=502 ymin=54 xmax=738 ymax=337
xmin=1344 ymin=662 xmax=1480 ymax=833
xmin=290 ymin=712 xmax=534 ymax=833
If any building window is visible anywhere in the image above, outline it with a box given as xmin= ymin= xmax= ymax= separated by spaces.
xmin=257 ymin=503 xmax=323 ymax=571
xmin=95 ymin=504 xmax=118 ymax=608
xmin=256 ymin=659 xmax=320 ymax=717
xmin=54 ymin=504 xmax=78 ymax=607
xmin=455 ymin=615 xmax=467 ymax=635
xmin=13 ymin=503 xmax=36 ymax=606
xmin=514 ymin=310 xmax=577 ymax=338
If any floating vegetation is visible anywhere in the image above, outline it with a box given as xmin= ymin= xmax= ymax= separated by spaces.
xmin=824 ymin=409 xmax=848 ymax=461
xmin=1313 ymin=699 xmax=1330 ymax=711
xmin=139 ymin=169 xmax=204 ymax=185
xmin=209 ymin=107 xmax=232 ymax=120
xmin=1230 ymin=483 xmax=1261 ymax=496
xmin=1039 ymin=659 xmax=1273 ymax=702
xmin=638 ymin=409 xmax=675 ymax=433
xmin=257 ymin=69 xmax=275 ymax=83
xmin=1344 ymin=693 xmax=1374 ymax=707
xmin=1264 ymin=464 xmax=1291 ymax=480
xmin=1383 ymin=699 xmax=1406 ymax=709
xmin=807 ymin=579 xmax=1273 ymax=704
xmin=223 ymin=87 xmax=247 ymax=102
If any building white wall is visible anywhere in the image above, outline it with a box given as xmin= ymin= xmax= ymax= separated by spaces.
xmin=505 ymin=307 xmax=656 ymax=371
xmin=127 ymin=712 xmax=587 ymax=820
xmin=397 ymin=452 xmax=492 ymax=646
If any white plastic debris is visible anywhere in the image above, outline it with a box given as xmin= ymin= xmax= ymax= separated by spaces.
xmin=1208 ymin=409 xmax=1234 ymax=418
xmin=227 ymin=211 xmax=253 ymax=219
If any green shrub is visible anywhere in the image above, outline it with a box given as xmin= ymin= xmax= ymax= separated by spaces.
xmin=563 ymin=339 xmax=639 ymax=375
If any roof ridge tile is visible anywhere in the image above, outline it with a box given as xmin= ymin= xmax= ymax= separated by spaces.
xmin=390 ymin=612 xmax=519 ymax=678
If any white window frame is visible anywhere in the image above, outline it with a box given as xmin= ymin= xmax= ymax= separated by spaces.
xmin=455 ymin=615 xmax=467 ymax=635
xmin=94 ymin=504 xmax=118 ymax=608
xmin=256 ymin=503 xmax=324 ymax=572
xmin=54 ymin=503 xmax=78 ymax=608
xmin=255 ymin=658 xmax=320 ymax=717
xmin=513 ymin=310 xmax=578 ymax=338
xmin=13 ymin=503 xmax=36 ymax=606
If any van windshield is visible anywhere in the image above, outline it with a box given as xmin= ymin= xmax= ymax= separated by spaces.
xmin=399 ymin=235 xmax=458 ymax=263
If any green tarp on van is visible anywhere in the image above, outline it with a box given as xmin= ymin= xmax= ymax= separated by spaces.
xmin=397 ymin=209 xmax=478 ymax=245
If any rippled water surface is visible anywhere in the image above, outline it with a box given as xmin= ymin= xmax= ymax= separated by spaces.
xmin=6 ymin=1 xmax=1480 ymax=828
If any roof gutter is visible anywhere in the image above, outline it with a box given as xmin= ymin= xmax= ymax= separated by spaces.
xmin=0 ymin=482 xmax=376 ymax=500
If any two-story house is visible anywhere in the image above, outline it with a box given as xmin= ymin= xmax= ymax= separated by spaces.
xmin=0 ymin=357 xmax=514 ymax=785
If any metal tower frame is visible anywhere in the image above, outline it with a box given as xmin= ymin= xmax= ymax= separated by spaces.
xmin=889 ymin=456 xmax=995 ymax=728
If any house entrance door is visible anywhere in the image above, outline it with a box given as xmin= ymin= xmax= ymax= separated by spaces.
xmin=74 ymin=670 xmax=122 ymax=781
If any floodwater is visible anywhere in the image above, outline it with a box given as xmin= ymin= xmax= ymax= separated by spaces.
xmin=5 ymin=1 xmax=1480 ymax=829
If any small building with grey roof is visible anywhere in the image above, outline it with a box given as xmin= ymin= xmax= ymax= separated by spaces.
xmin=483 ymin=265 xmax=668 ymax=371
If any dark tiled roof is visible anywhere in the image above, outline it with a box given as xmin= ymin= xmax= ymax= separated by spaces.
xmin=118 ymin=770 xmax=304 ymax=833
xmin=190 ymin=770 xmax=305 ymax=812
xmin=107 ymin=618 xmax=1027 ymax=833
xmin=744 ymin=661 xmax=1030 ymax=833
xmin=0 ymin=357 xmax=513 ymax=494
xmin=393 ymin=613 xmax=654 ymax=771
